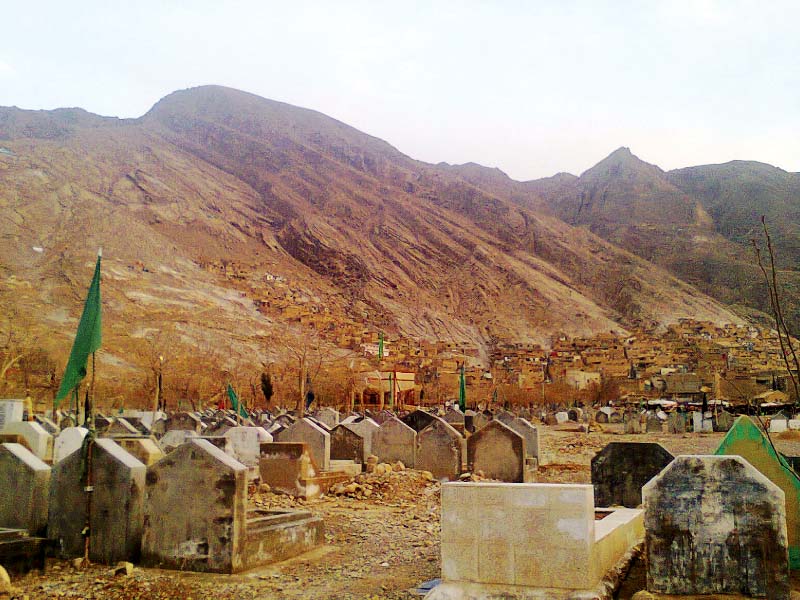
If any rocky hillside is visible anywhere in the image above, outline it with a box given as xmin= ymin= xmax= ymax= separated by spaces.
xmin=0 ymin=86 xmax=741 ymax=389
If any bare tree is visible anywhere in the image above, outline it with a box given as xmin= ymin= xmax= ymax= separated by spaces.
xmin=752 ymin=216 xmax=800 ymax=403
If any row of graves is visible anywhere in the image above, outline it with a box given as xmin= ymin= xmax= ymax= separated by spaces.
xmin=0 ymin=399 xmax=543 ymax=578
xmin=427 ymin=414 xmax=800 ymax=599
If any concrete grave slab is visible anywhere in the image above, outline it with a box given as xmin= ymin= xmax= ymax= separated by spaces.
xmin=330 ymin=424 xmax=366 ymax=464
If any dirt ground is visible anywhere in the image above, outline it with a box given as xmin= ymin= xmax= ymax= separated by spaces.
xmin=6 ymin=425 xmax=794 ymax=599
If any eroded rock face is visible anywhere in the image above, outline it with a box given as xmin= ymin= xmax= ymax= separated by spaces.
xmin=643 ymin=455 xmax=790 ymax=600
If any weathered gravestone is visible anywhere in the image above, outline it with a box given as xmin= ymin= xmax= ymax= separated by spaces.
xmin=624 ymin=413 xmax=643 ymax=434
xmin=493 ymin=410 xmax=515 ymax=427
xmin=164 ymin=412 xmax=202 ymax=434
xmin=105 ymin=417 xmax=141 ymax=436
xmin=0 ymin=442 xmax=50 ymax=535
xmin=275 ymin=418 xmax=331 ymax=472
xmin=159 ymin=429 xmax=198 ymax=452
xmin=466 ymin=420 xmax=526 ymax=482
xmin=417 ymin=418 xmax=463 ymax=481
xmin=313 ymin=407 xmax=340 ymax=430
xmin=643 ymin=455 xmax=790 ymax=599
xmin=645 ymin=412 xmax=664 ymax=433
xmin=667 ymin=411 xmax=686 ymax=434
xmin=330 ymin=424 xmax=365 ymax=464
xmin=1 ymin=421 xmax=52 ymax=462
xmin=508 ymin=417 xmax=539 ymax=461
xmin=716 ymin=416 xmax=800 ymax=569
xmin=443 ymin=407 xmax=465 ymax=425
xmin=49 ymin=438 xmax=146 ymax=563
xmin=471 ymin=412 xmax=489 ymax=431
xmin=401 ymin=409 xmax=437 ymax=433
xmin=118 ymin=438 xmax=165 ymax=467
xmin=714 ymin=409 xmax=735 ymax=432
xmin=141 ymin=439 xmax=247 ymax=572
xmin=691 ymin=410 xmax=714 ymax=432
xmin=224 ymin=427 xmax=273 ymax=476
xmin=371 ymin=417 xmax=416 ymax=467
xmin=555 ymin=411 xmax=569 ymax=425
xmin=591 ymin=441 xmax=674 ymax=508
xmin=53 ymin=426 xmax=88 ymax=463
xmin=344 ymin=417 xmax=379 ymax=457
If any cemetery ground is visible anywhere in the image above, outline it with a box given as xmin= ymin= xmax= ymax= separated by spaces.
xmin=8 ymin=425 xmax=800 ymax=600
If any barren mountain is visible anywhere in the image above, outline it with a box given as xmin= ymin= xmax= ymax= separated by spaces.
xmin=0 ymin=86 xmax=741 ymax=391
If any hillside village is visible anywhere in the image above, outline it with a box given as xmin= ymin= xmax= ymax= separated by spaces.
xmin=192 ymin=256 xmax=796 ymax=411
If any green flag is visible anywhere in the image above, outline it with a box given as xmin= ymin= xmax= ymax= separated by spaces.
xmin=458 ymin=363 xmax=467 ymax=412
xmin=227 ymin=383 xmax=249 ymax=419
xmin=378 ymin=332 xmax=384 ymax=359
xmin=55 ymin=252 xmax=102 ymax=406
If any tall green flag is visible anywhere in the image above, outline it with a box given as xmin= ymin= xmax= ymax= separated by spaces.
xmin=458 ymin=363 xmax=467 ymax=412
xmin=227 ymin=383 xmax=249 ymax=419
xmin=55 ymin=252 xmax=102 ymax=407
xmin=378 ymin=332 xmax=384 ymax=360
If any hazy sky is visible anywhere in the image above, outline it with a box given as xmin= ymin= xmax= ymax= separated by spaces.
xmin=1 ymin=1 xmax=798 ymax=180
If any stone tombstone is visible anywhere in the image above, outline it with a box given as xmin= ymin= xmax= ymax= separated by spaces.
xmin=49 ymin=438 xmax=146 ymax=564
xmin=624 ymin=414 xmax=643 ymax=434
xmin=643 ymin=455 xmax=790 ymax=599
xmin=567 ymin=407 xmax=583 ymax=422
xmin=313 ymin=407 xmax=340 ymax=430
xmin=345 ymin=417 xmax=379 ymax=457
xmin=595 ymin=408 xmax=610 ymax=424
xmin=667 ymin=411 xmax=686 ymax=434
xmin=275 ymin=418 xmax=331 ymax=471
xmin=34 ymin=416 xmax=60 ymax=436
xmin=591 ymin=442 xmax=674 ymax=508
xmin=493 ymin=410 xmax=515 ymax=427
xmin=771 ymin=419 xmax=789 ymax=434
xmin=401 ymin=409 xmax=437 ymax=433
xmin=105 ymin=417 xmax=141 ymax=436
xmin=159 ymin=429 xmax=198 ymax=452
xmin=716 ymin=416 xmax=800 ymax=569
xmin=274 ymin=414 xmax=296 ymax=428
xmin=508 ymin=417 xmax=539 ymax=460
xmin=555 ymin=411 xmax=569 ymax=425
xmin=443 ymin=407 xmax=465 ymax=425
xmin=330 ymin=424 xmax=365 ymax=464
xmin=714 ymin=410 xmax=735 ymax=432
xmin=223 ymin=427 xmax=273 ymax=472
xmin=53 ymin=426 xmax=88 ymax=463
xmin=59 ymin=414 xmax=77 ymax=429
xmin=692 ymin=411 xmax=714 ymax=433
xmin=93 ymin=415 xmax=114 ymax=433
xmin=371 ymin=417 xmax=416 ymax=467
xmin=0 ymin=442 xmax=50 ymax=535
xmin=141 ymin=439 xmax=248 ymax=573
xmin=417 ymin=418 xmax=463 ymax=481
xmin=0 ymin=399 xmax=24 ymax=429
xmin=118 ymin=438 xmax=165 ymax=467
xmin=467 ymin=420 xmax=526 ymax=482
xmin=1 ymin=421 xmax=53 ymax=462
xmin=471 ymin=412 xmax=490 ymax=431
xmin=645 ymin=413 xmax=663 ymax=433
xmin=164 ymin=412 xmax=202 ymax=434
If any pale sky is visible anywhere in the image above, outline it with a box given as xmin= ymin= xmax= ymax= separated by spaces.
xmin=1 ymin=1 xmax=798 ymax=180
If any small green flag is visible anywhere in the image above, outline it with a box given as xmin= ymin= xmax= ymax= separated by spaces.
xmin=227 ymin=383 xmax=249 ymax=419
xmin=458 ymin=363 xmax=467 ymax=412
xmin=55 ymin=252 xmax=102 ymax=406
xmin=378 ymin=332 xmax=384 ymax=360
